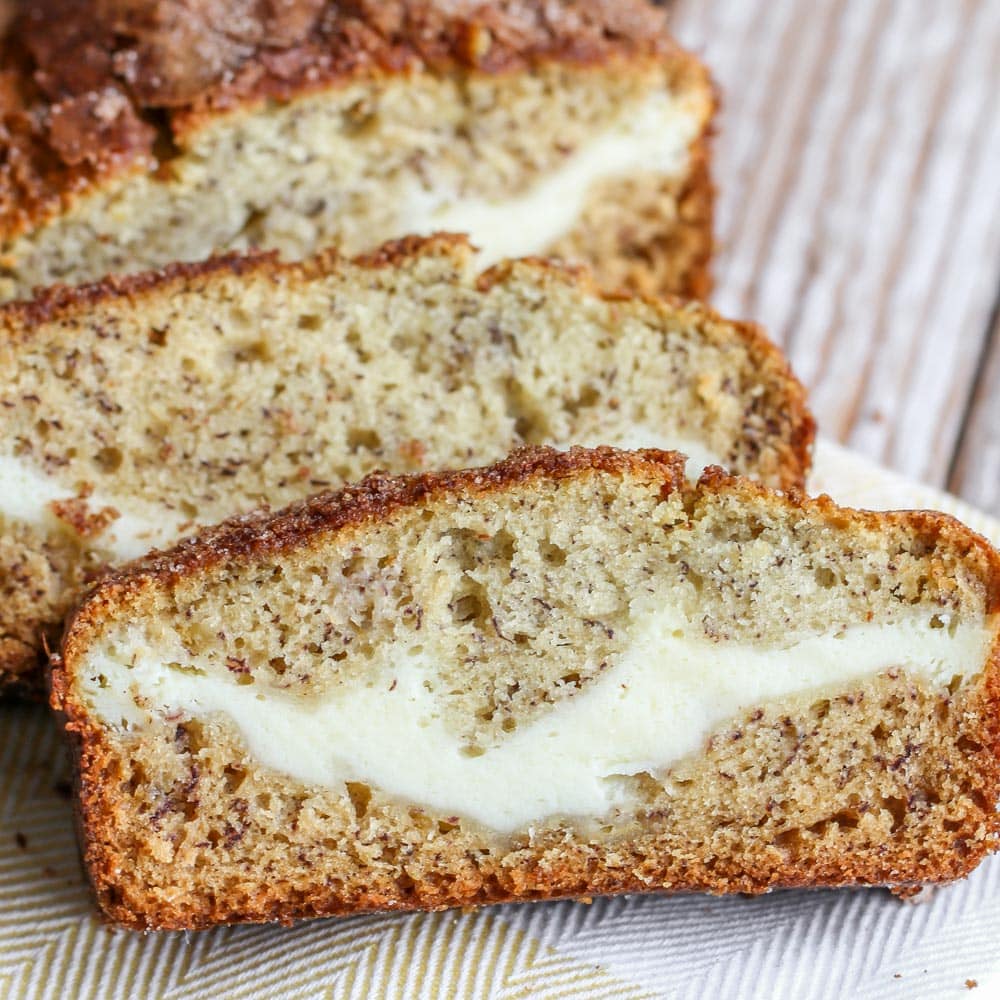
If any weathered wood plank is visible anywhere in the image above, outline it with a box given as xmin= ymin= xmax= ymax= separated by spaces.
xmin=949 ymin=303 xmax=1000 ymax=516
xmin=670 ymin=0 xmax=1000 ymax=503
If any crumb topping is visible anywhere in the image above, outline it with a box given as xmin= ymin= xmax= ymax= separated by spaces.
xmin=0 ymin=0 xmax=683 ymax=240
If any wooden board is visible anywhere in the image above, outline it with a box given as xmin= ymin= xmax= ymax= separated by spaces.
xmin=669 ymin=0 xmax=1000 ymax=515
xmin=950 ymin=304 xmax=1000 ymax=515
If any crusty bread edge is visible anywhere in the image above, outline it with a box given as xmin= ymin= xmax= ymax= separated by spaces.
xmin=668 ymin=129 xmax=715 ymax=301
xmin=51 ymin=447 xmax=1000 ymax=929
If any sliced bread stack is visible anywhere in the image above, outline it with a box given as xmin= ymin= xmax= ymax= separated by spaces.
xmin=0 ymin=0 xmax=994 ymax=937
xmin=0 ymin=235 xmax=812 ymax=693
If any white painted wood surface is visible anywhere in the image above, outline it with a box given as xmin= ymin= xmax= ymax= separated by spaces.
xmin=950 ymin=305 xmax=1000 ymax=514
xmin=670 ymin=0 xmax=1000 ymax=515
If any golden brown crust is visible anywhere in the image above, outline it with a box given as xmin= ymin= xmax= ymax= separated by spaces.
xmin=656 ymin=129 xmax=714 ymax=301
xmin=0 ymin=0 xmax=705 ymax=243
xmin=664 ymin=130 xmax=715 ymax=301
xmin=0 ymin=245 xmax=283 ymax=332
xmin=53 ymin=445 xmax=1000 ymax=930
xmin=33 ymin=1 xmax=680 ymax=108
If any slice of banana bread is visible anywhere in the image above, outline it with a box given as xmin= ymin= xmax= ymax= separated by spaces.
xmin=0 ymin=0 xmax=714 ymax=302
xmin=0 ymin=234 xmax=812 ymax=693
xmin=53 ymin=446 xmax=1000 ymax=931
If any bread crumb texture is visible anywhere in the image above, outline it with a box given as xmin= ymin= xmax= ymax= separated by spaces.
xmin=56 ymin=447 xmax=1000 ymax=930
xmin=0 ymin=236 xmax=811 ymax=691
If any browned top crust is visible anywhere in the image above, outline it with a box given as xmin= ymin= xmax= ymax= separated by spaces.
xmin=0 ymin=243 xmax=282 ymax=330
xmin=0 ymin=233 xmax=451 ymax=332
xmin=0 ymin=0 xmax=695 ymax=242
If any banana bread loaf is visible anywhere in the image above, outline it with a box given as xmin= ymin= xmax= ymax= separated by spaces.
xmin=0 ymin=0 xmax=714 ymax=301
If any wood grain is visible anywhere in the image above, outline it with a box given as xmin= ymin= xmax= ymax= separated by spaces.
xmin=949 ymin=299 xmax=1000 ymax=515
xmin=670 ymin=0 xmax=1000 ymax=514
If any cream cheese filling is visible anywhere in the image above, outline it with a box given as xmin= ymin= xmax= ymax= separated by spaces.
xmin=396 ymin=91 xmax=701 ymax=267
xmin=0 ymin=454 xmax=191 ymax=560
xmin=82 ymin=609 xmax=989 ymax=833
xmin=0 ymin=431 xmax=722 ymax=561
